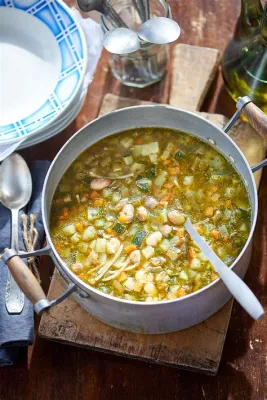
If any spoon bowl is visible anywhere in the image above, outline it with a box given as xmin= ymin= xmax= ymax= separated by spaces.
xmin=0 ymin=153 xmax=32 ymax=210
xmin=138 ymin=17 xmax=181 ymax=44
xmin=103 ymin=28 xmax=140 ymax=54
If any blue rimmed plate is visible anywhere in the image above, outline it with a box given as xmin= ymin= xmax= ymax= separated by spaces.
xmin=0 ymin=0 xmax=87 ymax=144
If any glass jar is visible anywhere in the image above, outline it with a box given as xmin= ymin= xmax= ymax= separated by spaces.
xmin=101 ymin=0 xmax=171 ymax=88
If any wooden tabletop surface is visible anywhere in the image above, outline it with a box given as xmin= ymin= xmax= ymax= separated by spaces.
xmin=1 ymin=1 xmax=267 ymax=399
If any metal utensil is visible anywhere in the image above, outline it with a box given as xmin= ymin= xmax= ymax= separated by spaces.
xmin=138 ymin=17 xmax=180 ymax=44
xmin=185 ymin=218 xmax=264 ymax=320
xmin=103 ymin=27 xmax=140 ymax=54
xmin=0 ymin=153 xmax=32 ymax=314
xmin=77 ymin=0 xmax=128 ymax=28
xmin=144 ymin=0 xmax=150 ymax=20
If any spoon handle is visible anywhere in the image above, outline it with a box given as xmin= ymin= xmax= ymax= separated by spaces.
xmin=185 ymin=219 xmax=264 ymax=320
xmin=5 ymin=208 xmax=25 ymax=314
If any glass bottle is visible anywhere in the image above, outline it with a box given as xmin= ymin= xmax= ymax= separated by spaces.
xmin=222 ymin=1 xmax=267 ymax=114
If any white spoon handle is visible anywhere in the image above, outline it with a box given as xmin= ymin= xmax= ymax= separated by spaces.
xmin=185 ymin=219 xmax=264 ymax=320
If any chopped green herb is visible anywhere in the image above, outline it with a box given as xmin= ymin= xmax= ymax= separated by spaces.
xmin=175 ymin=150 xmax=184 ymax=159
xmin=136 ymin=178 xmax=152 ymax=193
xmin=113 ymin=222 xmax=126 ymax=234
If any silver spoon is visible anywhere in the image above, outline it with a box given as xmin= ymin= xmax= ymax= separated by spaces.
xmin=103 ymin=27 xmax=140 ymax=54
xmin=0 ymin=153 xmax=32 ymax=314
xmin=185 ymin=219 xmax=264 ymax=320
xmin=77 ymin=0 xmax=128 ymax=28
xmin=138 ymin=17 xmax=181 ymax=44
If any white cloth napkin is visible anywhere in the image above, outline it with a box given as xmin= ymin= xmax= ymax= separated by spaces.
xmin=0 ymin=8 xmax=103 ymax=161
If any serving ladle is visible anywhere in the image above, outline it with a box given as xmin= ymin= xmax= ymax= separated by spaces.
xmin=0 ymin=153 xmax=32 ymax=314
xmin=185 ymin=219 xmax=264 ymax=320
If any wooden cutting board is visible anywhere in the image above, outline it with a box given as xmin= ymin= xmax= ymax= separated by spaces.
xmin=39 ymin=44 xmax=266 ymax=375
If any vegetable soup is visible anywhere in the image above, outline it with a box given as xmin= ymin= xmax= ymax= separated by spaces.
xmin=50 ymin=128 xmax=251 ymax=302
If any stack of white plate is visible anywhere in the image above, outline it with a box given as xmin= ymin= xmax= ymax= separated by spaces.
xmin=0 ymin=0 xmax=88 ymax=150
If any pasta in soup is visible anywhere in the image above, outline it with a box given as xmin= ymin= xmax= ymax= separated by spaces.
xmin=50 ymin=128 xmax=251 ymax=302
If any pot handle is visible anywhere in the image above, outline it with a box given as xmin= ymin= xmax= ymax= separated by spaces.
xmin=241 ymin=101 xmax=267 ymax=139
xmin=1 ymin=248 xmax=76 ymax=315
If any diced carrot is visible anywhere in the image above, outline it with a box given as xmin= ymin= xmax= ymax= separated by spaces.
xmin=87 ymin=247 xmax=92 ymax=255
xmin=210 ymin=186 xmax=218 ymax=193
xmin=133 ymin=281 xmax=143 ymax=292
xmin=223 ymin=235 xmax=229 ymax=243
xmin=211 ymin=272 xmax=219 ymax=281
xmin=177 ymin=288 xmax=186 ymax=297
xmin=225 ymin=200 xmax=232 ymax=208
xmin=125 ymin=244 xmax=137 ymax=254
xmin=163 ymin=159 xmax=171 ymax=166
xmin=169 ymin=167 xmax=180 ymax=175
xmin=106 ymin=227 xmax=113 ymax=234
xmin=211 ymin=193 xmax=220 ymax=202
xmin=94 ymin=199 xmax=104 ymax=207
xmin=177 ymin=228 xmax=185 ymax=237
xmin=205 ymin=207 xmax=214 ymax=216
xmin=159 ymin=194 xmax=170 ymax=205
xmin=119 ymin=215 xmax=128 ymax=224
xmin=164 ymin=182 xmax=174 ymax=189
xmin=55 ymin=198 xmax=64 ymax=205
xmin=75 ymin=222 xmax=84 ymax=232
xmin=188 ymin=247 xmax=196 ymax=258
xmin=117 ymin=272 xmax=127 ymax=283
xmin=211 ymin=229 xmax=220 ymax=239
xmin=88 ymin=190 xmax=100 ymax=200
xmin=195 ymin=226 xmax=203 ymax=234
xmin=62 ymin=207 xmax=70 ymax=217
xmin=136 ymin=137 xmax=144 ymax=144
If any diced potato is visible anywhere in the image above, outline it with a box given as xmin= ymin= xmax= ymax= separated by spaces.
xmin=88 ymin=207 xmax=99 ymax=221
xmin=166 ymin=247 xmax=181 ymax=261
xmin=179 ymin=270 xmax=188 ymax=280
xmin=123 ymin=156 xmax=133 ymax=165
xmin=61 ymin=247 xmax=71 ymax=258
xmin=70 ymin=232 xmax=80 ymax=244
xmin=154 ymin=171 xmax=167 ymax=187
xmin=144 ymin=282 xmax=157 ymax=295
xmin=190 ymin=258 xmax=201 ymax=269
xmin=89 ymin=239 xmax=96 ymax=250
xmin=142 ymin=246 xmax=155 ymax=259
xmin=124 ymin=277 xmax=135 ymax=291
xmin=183 ymin=176 xmax=194 ymax=186
xmin=77 ymin=242 xmax=89 ymax=254
xmin=159 ymin=239 xmax=171 ymax=252
xmin=62 ymin=224 xmax=76 ymax=237
xmin=121 ymin=137 xmax=134 ymax=148
xmin=96 ymin=238 xmax=107 ymax=253
xmin=82 ymin=226 xmax=96 ymax=241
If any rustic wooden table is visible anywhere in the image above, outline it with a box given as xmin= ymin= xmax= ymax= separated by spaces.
xmin=0 ymin=1 xmax=266 ymax=399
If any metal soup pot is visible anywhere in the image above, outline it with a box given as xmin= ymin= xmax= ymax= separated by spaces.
xmin=3 ymin=97 xmax=267 ymax=334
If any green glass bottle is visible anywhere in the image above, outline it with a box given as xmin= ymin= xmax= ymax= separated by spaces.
xmin=222 ymin=1 xmax=267 ymax=114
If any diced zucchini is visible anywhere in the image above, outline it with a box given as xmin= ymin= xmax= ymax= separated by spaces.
xmin=70 ymin=232 xmax=80 ymax=244
xmin=95 ymin=218 xmax=106 ymax=228
xmin=183 ymin=176 xmax=194 ymax=186
xmin=62 ymin=224 xmax=76 ymax=237
xmin=166 ymin=247 xmax=181 ymax=261
xmin=87 ymin=207 xmax=99 ymax=221
xmin=96 ymin=238 xmax=107 ymax=253
xmin=187 ymin=269 xmax=197 ymax=278
xmin=158 ymin=209 xmax=168 ymax=224
xmin=82 ymin=226 xmax=96 ymax=241
xmin=145 ymin=165 xmax=156 ymax=179
xmin=112 ymin=192 xmax=121 ymax=203
xmin=154 ymin=171 xmax=167 ymax=187
xmin=159 ymin=239 xmax=170 ymax=252
xmin=132 ymin=142 xmax=159 ymax=158
xmin=113 ymin=222 xmax=126 ymax=234
xmin=132 ymin=230 xmax=147 ymax=247
xmin=131 ymin=162 xmax=145 ymax=174
xmin=142 ymin=246 xmax=155 ymax=259
xmin=121 ymin=137 xmax=134 ymax=149
xmin=136 ymin=178 xmax=152 ymax=193
xmin=149 ymin=142 xmax=159 ymax=154
xmin=179 ymin=270 xmax=188 ymax=280
xmin=123 ymin=155 xmax=133 ymax=165
xmin=175 ymin=150 xmax=184 ymax=159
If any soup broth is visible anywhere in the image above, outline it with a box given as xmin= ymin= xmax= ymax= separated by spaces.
xmin=50 ymin=128 xmax=251 ymax=302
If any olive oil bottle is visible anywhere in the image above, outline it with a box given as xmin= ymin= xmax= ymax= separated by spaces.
xmin=222 ymin=1 xmax=267 ymax=114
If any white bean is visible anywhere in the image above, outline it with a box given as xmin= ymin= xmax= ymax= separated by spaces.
xmin=136 ymin=206 xmax=148 ymax=221
xmin=168 ymin=210 xmax=185 ymax=226
xmin=119 ymin=203 xmax=134 ymax=223
xmin=144 ymin=283 xmax=157 ymax=295
xmin=129 ymin=249 xmax=141 ymax=264
xmin=146 ymin=231 xmax=162 ymax=247
xmin=145 ymin=196 xmax=158 ymax=210
xmin=71 ymin=262 xmax=83 ymax=273
xmin=160 ymin=225 xmax=172 ymax=236
xmin=90 ymin=178 xmax=111 ymax=191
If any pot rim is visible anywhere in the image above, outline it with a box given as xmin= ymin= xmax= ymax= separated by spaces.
xmin=42 ymin=104 xmax=258 ymax=306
